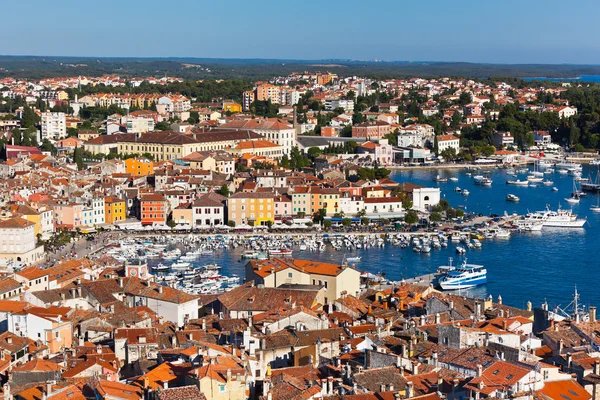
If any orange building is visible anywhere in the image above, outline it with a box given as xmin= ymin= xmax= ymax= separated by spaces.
xmin=255 ymin=84 xmax=280 ymax=103
xmin=104 ymin=196 xmax=127 ymax=224
xmin=125 ymin=158 xmax=154 ymax=177
xmin=140 ymin=194 xmax=168 ymax=226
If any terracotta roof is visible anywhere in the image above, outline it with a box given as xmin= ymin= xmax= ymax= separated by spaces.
xmin=95 ymin=380 xmax=143 ymax=400
xmin=0 ymin=217 xmax=34 ymax=229
xmin=157 ymin=386 xmax=205 ymax=400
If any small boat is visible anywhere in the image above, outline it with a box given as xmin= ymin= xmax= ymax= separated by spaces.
xmin=506 ymin=194 xmax=520 ymax=203
xmin=543 ymin=180 xmax=554 ymax=186
xmin=152 ymin=263 xmax=169 ymax=272
xmin=461 ymin=189 xmax=470 ymax=196
xmin=171 ymin=262 xmax=192 ymax=270
xmin=434 ymin=175 xmax=448 ymax=183
xmin=552 ymin=187 xmax=559 ymax=192
xmin=558 ymin=169 xmax=568 ymax=174
xmin=506 ymin=179 xmax=529 ymax=186
xmin=346 ymin=256 xmax=361 ymax=263
xmin=454 ymin=187 xmax=462 ymax=192
xmin=449 ymin=177 xmax=459 ymax=182
xmin=565 ymin=180 xmax=582 ymax=204
xmin=473 ymin=175 xmax=493 ymax=186
xmin=269 ymin=248 xmax=293 ymax=256
xmin=456 ymin=246 xmax=466 ymax=255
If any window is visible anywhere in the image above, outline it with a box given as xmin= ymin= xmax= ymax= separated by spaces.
xmin=219 ymin=385 xmax=226 ymax=393
xmin=288 ymin=272 xmax=292 ymax=278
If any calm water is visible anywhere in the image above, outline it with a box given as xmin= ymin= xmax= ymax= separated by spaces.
xmin=177 ymin=165 xmax=600 ymax=311
xmin=524 ymin=75 xmax=600 ymax=83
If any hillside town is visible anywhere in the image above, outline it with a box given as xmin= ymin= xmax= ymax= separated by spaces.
xmin=0 ymin=72 xmax=598 ymax=400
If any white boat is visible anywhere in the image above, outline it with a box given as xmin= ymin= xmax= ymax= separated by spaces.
xmin=506 ymin=194 xmax=520 ymax=203
xmin=517 ymin=220 xmax=544 ymax=232
xmin=523 ymin=206 xmax=586 ymax=228
xmin=473 ymin=175 xmax=492 ymax=186
xmin=506 ymin=179 xmax=529 ymax=186
xmin=558 ymin=169 xmax=568 ymax=175
xmin=494 ymin=229 xmax=511 ymax=239
xmin=590 ymin=159 xmax=600 ymax=166
xmin=565 ymin=180 xmax=582 ymax=204
xmin=171 ymin=262 xmax=192 ymax=270
xmin=456 ymin=246 xmax=466 ymax=255
xmin=438 ymin=259 xmax=487 ymax=290
xmin=552 ymin=187 xmax=559 ymax=192
xmin=461 ymin=189 xmax=470 ymax=196
xmin=346 ymin=256 xmax=361 ymax=263
xmin=152 ymin=263 xmax=169 ymax=272
xmin=269 ymin=248 xmax=293 ymax=256
xmin=543 ymin=180 xmax=554 ymax=186
xmin=527 ymin=176 xmax=544 ymax=183
xmin=454 ymin=187 xmax=462 ymax=192
xmin=556 ymin=160 xmax=582 ymax=171
xmin=449 ymin=177 xmax=459 ymax=182
xmin=434 ymin=175 xmax=448 ymax=183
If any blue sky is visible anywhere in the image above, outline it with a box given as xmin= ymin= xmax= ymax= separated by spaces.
xmin=2 ymin=0 xmax=599 ymax=64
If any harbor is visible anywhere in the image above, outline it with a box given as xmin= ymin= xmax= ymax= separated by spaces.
xmin=76 ymin=159 xmax=600 ymax=311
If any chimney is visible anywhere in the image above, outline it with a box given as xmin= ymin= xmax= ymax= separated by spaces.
xmin=567 ymin=353 xmax=573 ymax=372
xmin=477 ymin=364 xmax=483 ymax=377
xmin=412 ymin=362 xmax=419 ymax=375
xmin=380 ymin=384 xmax=386 ymax=392
xmin=419 ymin=315 xmax=425 ymax=326
xmin=401 ymin=344 xmax=407 ymax=358
xmin=432 ymin=351 xmax=438 ymax=366
xmin=435 ymin=313 xmax=440 ymax=325
xmin=78 ymin=336 xmax=84 ymax=347
xmin=497 ymin=295 xmax=502 ymax=305
xmin=559 ymin=339 xmax=564 ymax=354
xmin=202 ymin=318 xmax=206 ymax=331
xmin=594 ymin=360 xmax=600 ymax=375
xmin=389 ymin=383 xmax=394 ymax=391
xmin=449 ymin=300 xmax=454 ymax=310
xmin=406 ymin=381 xmax=414 ymax=398
xmin=6 ymin=337 xmax=11 ymax=345
xmin=158 ymin=285 xmax=163 ymax=294
xmin=590 ymin=306 xmax=597 ymax=323
xmin=527 ymin=301 xmax=532 ymax=312
xmin=226 ymin=368 xmax=232 ymax=383
xmin=163 ymin=381 xmax=168 ymax=389
xmin=437 ymin=374 xmax=443 ymax=392
xmin=96 ymin=344 xmax=102 ymax=354
xmin=118 ymin=278 xmax=124 ymax=288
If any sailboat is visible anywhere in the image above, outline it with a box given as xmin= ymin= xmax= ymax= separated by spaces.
xmin=591 ymin=194 xmax=600 ymax=213
xmin=565 ymin=180 xmax=581 ymax=204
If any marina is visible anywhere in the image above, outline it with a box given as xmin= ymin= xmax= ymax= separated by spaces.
xmin=84 ymin=162 xmax=600 ymax=310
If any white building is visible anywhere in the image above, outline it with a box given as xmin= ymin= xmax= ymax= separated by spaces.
xmin=192 ymin=193 xmax=226 ymax=228
xmin=339 ymin=195 xmax=364 ymax=216
xmin=91 ymin=198 xmax=105 ymax=226
xmin=436 ymin=134 xmax=460 ymax=154
xmin=325 ymin=99 xmax=355 ymax=112
xmin=41 ymin=112 xmax=66 ymax=141
xmin=363 ymin=197 xmax=404 ymax=218
xmin=411 ymin=187 xmax=441 ymax=212
xmin=0 ymin=218 xmax=45 ymax=265
xmin=123 ymin=115 xmax=155 ymax=134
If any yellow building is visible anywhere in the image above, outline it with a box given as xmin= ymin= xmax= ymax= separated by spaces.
xmin=222 ymin=101 xmax=242 ymax=113
xmin=124 ymin=158 xmax=154 ymax=177
xmin=310 ymin=188 xmax=340 ymax=216
xmin=15 ymin=204 xmax=42 ymax=237
xmin=228 ymin=192 xmax=275 ymax=227
xmin=104 ymin=196 xmax=127 ymax=224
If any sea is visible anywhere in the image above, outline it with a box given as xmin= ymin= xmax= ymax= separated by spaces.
xmin=164 ymin=165 xmax=600 ymax=312
xmin=524 ymin=75 xmax=600 ymax=83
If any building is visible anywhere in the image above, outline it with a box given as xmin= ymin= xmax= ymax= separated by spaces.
xmin=493 ymin=131 xmax=515 ymax=148
xmin=0 ymin=217 xmax=45 ymax=265
xmin=310 ymin=187 xmax=340 ymax=216
xmin=104 ymin=196 xmax=127 ymax=224
xmin=352 ymin=121 xmax=392 ymax=139
xmin=140 ymin=194 xmax=168 ymax=226
xmin=255 ymin=84 xmax=280 ymax=104
xmin=124 ymin=158 xmax=154 ymax=177
xmin=218 ymin=118 xmax=296 ymax=155
xmin=116 ymin=131 xmax=264 ymax=161
xmin=245 ymin=258 xmax=361 ymax=306
xmin=192 ymin=192 xmax=226 ymax=228
xmin=123 ymin=115 xmax=155 ymax=134
xmin=532 ymin=131 xmax=552 ymax=146
xmin=325 ymin=99 xmax=354 ymax=112
xmin=556 ymin=106 xmax=577 ymax=119
xmin=436 ymin=134 xmax=460 ymax=154
xmin=242 ymin=90 xmax=255 ymax=111
xmin=40 ymin=112 xmax=67 ymax=141
xmin=222 ymin=100 xmax=242 ymax=113
xmin=228 ymin=140 xmax=284 ymax=160
xmin=228 ymin=192 xmax=274 ymax=227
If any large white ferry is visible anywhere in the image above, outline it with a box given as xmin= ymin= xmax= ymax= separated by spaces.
xmin=523 ymin=206 xmax=586 ymax=228
xmin=437 ymin=258 xmax=487 ymax=290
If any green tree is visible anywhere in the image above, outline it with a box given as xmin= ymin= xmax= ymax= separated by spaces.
xmin=440 ymin=147 xmax=457 ymax=161
xmin=404 ymin=210 xmax=419 ymax=225
xmin=430 ymin=212 xmax=442 ymax=222
xmin=342 ymin=218 xmax=352 ymax=227
xmin=73 ymin=146 xmax=84 ymax=170
xmin=219 ymin=184 xmax=231 ymax=197
xmin=323 ymin=220 xmax=332 ymax=230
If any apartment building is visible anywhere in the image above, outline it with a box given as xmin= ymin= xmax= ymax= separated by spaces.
xmin=228 ymin=192 xmax=274 ymax=227
xmin=41 ymin=112 xmax=67 ymax=141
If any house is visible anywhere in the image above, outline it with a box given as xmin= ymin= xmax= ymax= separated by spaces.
xmin=192 ymin=192 xmax=227 ymax=228
xmin=436 ymin=135 xmax=460 ymax=155
xmin=532 ymin=131 xmax=552 ymax=146
xmin=465 ymin=361 xmax=543 ymax=398
xmin=352 ymin=121 xmax=392 ymax=139
xmin=228 ymin=192 xmax=274 ymax=227
xmin=217 ymin=283 xmax=324 ymax=318
xmin=104 ymin=196 xmax=127 ymax=224
xmin=15 ymin=306 xmax=73 ymax=354
xmin=140 ymin=193 xmax=168 ymax=226
xmin=492 ymin=131 xmax=515 ymax=148
xmin=124 ymin=158 xmax=154 ymax=177
xmin=245 ymin=258 xmax=361 ymax=306
xmin=0 ymin=217 xmax=45 ymax=265
xmin=556 ymin=106 xmax=578 ymax=119
xmin=114 ymin=327 xmax=159 ymax=365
